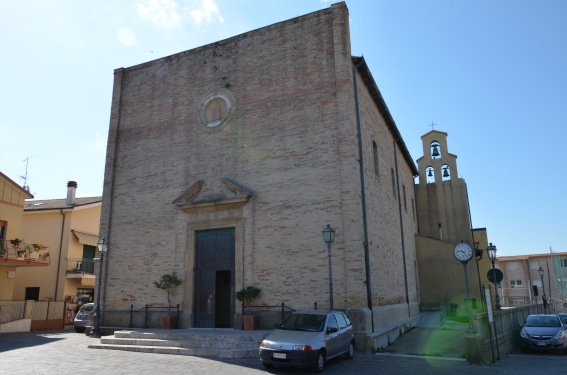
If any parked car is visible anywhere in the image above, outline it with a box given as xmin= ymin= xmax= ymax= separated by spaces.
xmin=557 ymin=312 xmax=567 ymax=325
xmin=519 ymin=314 xmax=567 ymax=353
xmin=74 ymin=303 xmax=94 ymax=333
xmin=259 ymin=310 xmax=355 ymax=372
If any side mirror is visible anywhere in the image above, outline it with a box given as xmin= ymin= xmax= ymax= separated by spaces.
xmin=327 ymin=326 xmax=338 ymax=334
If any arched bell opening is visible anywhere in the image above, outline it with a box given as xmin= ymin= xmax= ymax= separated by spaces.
xmin=441 ymin=164 xmax=450 ymax=181
xmin=430 ymin=141 xmax=441 ymax=159
xmin=426 ymin=166 xmax=435 ymax=184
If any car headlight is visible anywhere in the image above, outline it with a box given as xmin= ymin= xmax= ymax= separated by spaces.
xmin=554 ymin=330 xmax=566 ymax=339
xmin=292 ymin=345 xmax=313 ymax=351
xmin=520 ymin=329 xmax=528 ymax=339
xmin=260 ymin=341 xmax=270 ymax=349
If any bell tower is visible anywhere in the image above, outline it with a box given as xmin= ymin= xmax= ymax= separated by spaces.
xmin=415 ymin=130 xmax=472 ymax=244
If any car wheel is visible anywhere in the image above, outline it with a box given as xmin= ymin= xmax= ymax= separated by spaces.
xmin=74 ymin=327 xmax=86 ymax=333
xmin=313 ymin=350 xmax=326 ymax=373
xmin=345 ymin=340 xmax=355 ymax=359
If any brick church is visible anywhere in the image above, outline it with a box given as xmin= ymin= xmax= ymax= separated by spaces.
xmin=99 ymin=2 xmax=420 ymax=350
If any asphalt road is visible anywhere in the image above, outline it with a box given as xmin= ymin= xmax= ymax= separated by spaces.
xmin=1 ymin=329 xmax=567 ymax=374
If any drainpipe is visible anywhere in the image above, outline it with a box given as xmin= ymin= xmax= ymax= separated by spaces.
xmin=465 ymin=184 xmax=485 ymax=312
xmin=55 ymin=209 xmax=65 ymax=300
xmin=352 ymin=65 xmax=374 ymax=332
xmin=393 ymin=140 xmax=410 ymax=315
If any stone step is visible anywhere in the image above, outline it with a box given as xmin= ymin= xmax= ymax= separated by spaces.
xmin=100 ymin=337 xmax=261 ymax=350
xmin=89 ymin=329 xmax=270 ymax=359
xmin=88 ymin=343 xmax=258 ymax=358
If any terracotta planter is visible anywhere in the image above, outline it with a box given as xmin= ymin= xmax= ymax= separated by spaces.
xmin=162 ymin=315 xmax=177 ymax=329
xmin=242 ymin=315 xmax=259 ymax=331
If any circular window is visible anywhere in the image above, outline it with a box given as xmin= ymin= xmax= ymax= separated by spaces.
xmin=199 ymin=93 xmax=232 ymax=128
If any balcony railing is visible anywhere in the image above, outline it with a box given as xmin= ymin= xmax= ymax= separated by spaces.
xmin=65 ymin=258 xmax=96 ymax=276
xmin=0 ymin=239 xmax=50 ymax=265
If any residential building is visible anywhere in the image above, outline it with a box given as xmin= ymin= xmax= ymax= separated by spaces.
xmin=496 ymin=252 xmax=567 ymax=307
xmin=15 ymin=181 xmax=101 ymax=324
xmin=0 ymin=171 xmax=47 ymax=300
xmin=99 ymin=2 xmax=420 ymax=350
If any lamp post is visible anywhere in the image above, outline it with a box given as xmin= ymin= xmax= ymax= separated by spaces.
xmin=322 ymin=225 xmax=335 ymax=310
xmin=91 ymin=237 xmax=108 ymax=338
xmin=538 ymin=266 xmax=547 ymax=313
xmin=486 ymin=243 xmax=502 ymax=311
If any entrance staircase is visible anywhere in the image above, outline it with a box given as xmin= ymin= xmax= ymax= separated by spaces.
xmin=88 ymin=328 xmax=271 ymax=358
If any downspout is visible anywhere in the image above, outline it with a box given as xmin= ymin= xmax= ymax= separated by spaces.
xmin=352 ymin=65 xmax=374 ymax=332
xmin=465 ymin=184 xmax=485 ymax=312
xmin=393 ymin=140 xmax=410 ymax=315
xmin=55 ymin=209 xmax=65 ymax=300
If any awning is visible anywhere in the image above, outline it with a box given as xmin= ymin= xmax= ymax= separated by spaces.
xmin=81 ymin=276 xmax=96 ymax=287
xmin=72 ymin=230 xmax=99 ymax=247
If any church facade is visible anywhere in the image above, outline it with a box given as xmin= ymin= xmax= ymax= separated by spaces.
xmin=99 ymin=2 xmax=419 ymax=350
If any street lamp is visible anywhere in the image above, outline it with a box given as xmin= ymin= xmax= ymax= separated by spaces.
xmin=91 ymin=237 xmax=108 ymax=338
xmin=322 ymin=225 xmax=335 ymax=310
xmin=538 ymin=266 xmax=547 ymax=313
xmin=486 ymin=243 xmax=502 ymax=311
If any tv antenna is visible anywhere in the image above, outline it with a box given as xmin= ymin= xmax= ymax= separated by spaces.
xmin=21 ymin=156 xmax=33 ymax=191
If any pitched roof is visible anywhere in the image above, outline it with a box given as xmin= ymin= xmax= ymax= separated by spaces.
xmin=352 ymin=56 xmax=418 ymax=176
xmin=24 ymin=197 xmax=102 ymax=211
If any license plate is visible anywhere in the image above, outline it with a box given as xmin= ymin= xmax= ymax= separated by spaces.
xmin=273 ymin=353 xmax=286 ymax=359
xmin=536 ymin=342 xmax=547 ymax=347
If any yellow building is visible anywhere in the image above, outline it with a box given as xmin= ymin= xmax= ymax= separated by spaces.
xmin=0 ymin=172 xmax=49 ymax=300
xmin=14 ymin=181 xmax=101 ymax=324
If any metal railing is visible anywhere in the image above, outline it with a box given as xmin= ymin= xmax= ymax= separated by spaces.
xmin=244 ymin=302 xmax=296 ymax=323
xmin=65 ymin=258 xmax=95 ymax=275
xmin=0 ymin=240 xmax=50 ymax=263
xmin=0 ymin=300 xmax=26 ymax=323
xmin=129 ymin=304 xmax=180 ymax=328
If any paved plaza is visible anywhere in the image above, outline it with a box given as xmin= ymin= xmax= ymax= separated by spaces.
xmin=1 ymin=328 xmax=567 ymax=374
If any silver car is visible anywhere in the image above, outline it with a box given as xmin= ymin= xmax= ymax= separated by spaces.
xmin=259 ymin=310 xmax=355 ymax=372
xmin=520 ymin=314 xmax=567 ymax=353
xmin=73 ymin=303 xmax=94 ymax=333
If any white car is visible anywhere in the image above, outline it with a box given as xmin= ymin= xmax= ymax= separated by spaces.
xmin=73 ymin=303 xmax=94 ymax=333
xmin=259 ymin=310 xmax=355 ymax=372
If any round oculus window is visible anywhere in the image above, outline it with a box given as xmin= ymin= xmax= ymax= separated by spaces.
xmin=200 ymin=93 xmax=232 ymax=128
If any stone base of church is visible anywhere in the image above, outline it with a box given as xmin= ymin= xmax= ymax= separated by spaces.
xmin=347 ymin=302 xmax=421 ymax=352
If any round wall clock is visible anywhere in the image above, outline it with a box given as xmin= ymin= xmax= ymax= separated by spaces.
xmin=453 ymin=242 xmax=474 ymax=263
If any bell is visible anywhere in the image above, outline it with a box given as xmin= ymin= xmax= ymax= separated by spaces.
xmin=427 ymin=169 xmax=433 ymax=177
xmin=431 ymin=145 xmax=440 ymax=157
xmin=443 ymin=168 xmax=449 ymax=178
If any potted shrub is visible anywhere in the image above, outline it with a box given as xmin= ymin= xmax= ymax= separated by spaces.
xmin=236 ymin=286 xmax=261 ymax=330
xmin=153 ymin=272 xmax=183 ymax=329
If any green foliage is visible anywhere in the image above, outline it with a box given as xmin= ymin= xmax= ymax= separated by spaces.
xmin=154 ymin=272 xmax=183 ymax=308
xmin=236 ymin=286 xmax=261 ymax=305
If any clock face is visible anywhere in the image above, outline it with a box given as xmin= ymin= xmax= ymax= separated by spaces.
xmin=453 ymin=242 xmax=474 ymax=262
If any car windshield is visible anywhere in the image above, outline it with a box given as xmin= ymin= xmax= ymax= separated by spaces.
xmin=278 ymin=313 xmax=326 ymax=332
xmin=525 ymin=316 xmax=561 ymax=327
xmin=80 ymin=304 xmax=94 ymax=312
xmin=559 ymin=315 xmax=567 ymax=325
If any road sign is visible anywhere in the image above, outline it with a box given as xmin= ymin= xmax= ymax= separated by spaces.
xmin=487 ymin=268 xmax=503 ymax=284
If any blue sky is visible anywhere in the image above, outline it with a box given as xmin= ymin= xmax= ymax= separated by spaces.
xmin=2 ymin=1 xmax=565 ymax=257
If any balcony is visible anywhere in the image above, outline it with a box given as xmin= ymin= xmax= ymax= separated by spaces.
xmin=0 ymin=240 xmax=50 ymax=267
xmin=65 ymin=258 xmax=96 ymax=287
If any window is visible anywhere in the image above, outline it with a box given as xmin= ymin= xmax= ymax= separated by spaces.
xmin=508 ymin=262 xmax=520 ymax=271
xmin=403 ymin=185 xmax=407 ymax=211
xmin=372 ymin=141 xmax=379 ymax=176
xmin=411 ymin=198 xmax=415 ymax=219
xmin=510 ymin=280 xmax=522 ymax=288
xmin=391 ymin=168 xmax=396 ymax=197
xmin=561 ymin=259 xmax=567 ymax=267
